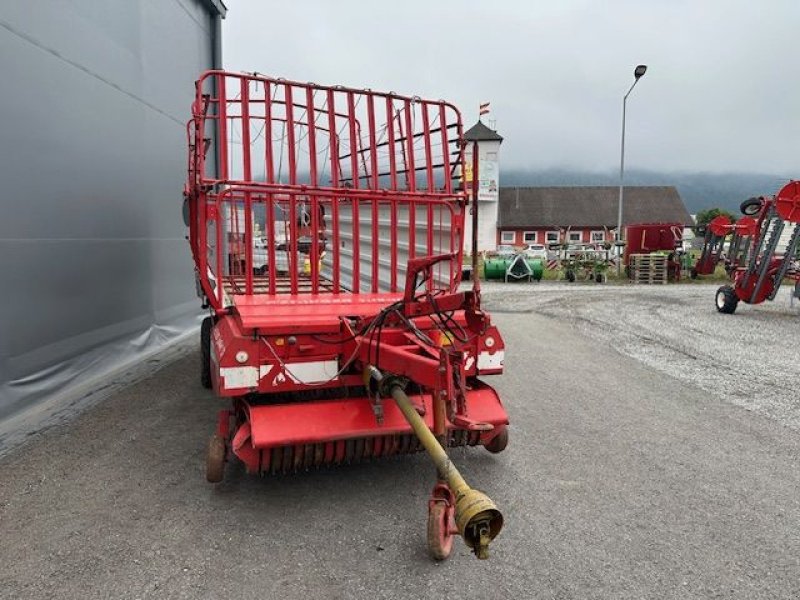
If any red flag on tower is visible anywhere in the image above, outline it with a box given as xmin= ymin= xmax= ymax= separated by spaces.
xmin=479 ymin=102 xmax=490 ymax=115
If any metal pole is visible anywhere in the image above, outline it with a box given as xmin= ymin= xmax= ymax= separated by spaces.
xmin=471 ymin=141 xmax=481 ymax=292
xmin=616 ymin=77 xmax=641 ymax=276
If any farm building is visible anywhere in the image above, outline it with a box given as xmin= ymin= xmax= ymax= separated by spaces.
xmin=497 ymin=186 xmax=692 ymax=246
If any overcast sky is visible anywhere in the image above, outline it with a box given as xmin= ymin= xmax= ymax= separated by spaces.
xmin=223 ymin=1 xmax=799 ymax=175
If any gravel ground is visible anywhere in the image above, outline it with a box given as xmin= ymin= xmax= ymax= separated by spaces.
xmin=2 ymin=286 xmax=800 ymax=598
xmin=482 ymin=281 xmax=800 ymax=431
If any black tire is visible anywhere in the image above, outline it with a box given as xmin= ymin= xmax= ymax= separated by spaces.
xmin=715 ymin=285 xmax=739 ymax=314
xmin=533 ymin=273 xmax=542 ymax=282
xmin=740 ymin=197 xmax=762 ymax=216
xmin=566 ymin=269 xmax=576 ymax=283
xmin=201 ymin=316 xmax=213 ymax=389
xmin=206 ymin=434 xmax=226 ymax=483
xmin=690 ymin=267 xmax=698 ymax=280
xmin=594 ymin=273 xmax=603 ymax=284
xmin=484 ymin=428 xmax=509 ymax=454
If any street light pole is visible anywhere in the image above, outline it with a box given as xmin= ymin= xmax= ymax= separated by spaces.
xmin=616 ymin=64 xmax=647 ymax=275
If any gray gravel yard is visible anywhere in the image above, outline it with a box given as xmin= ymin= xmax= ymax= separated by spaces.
xmin=482 ymin=281 xmax=800 ymax=431
xmin=2 ymin=283 xmax=800 ymax=598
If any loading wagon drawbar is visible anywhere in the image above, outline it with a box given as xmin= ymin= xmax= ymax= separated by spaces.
xmin=183 ymin=71 xmax=509 ymax=560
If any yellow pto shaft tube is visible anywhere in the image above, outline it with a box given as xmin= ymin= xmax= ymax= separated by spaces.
xmin=369 ymin=366 xmax=503 ymax=559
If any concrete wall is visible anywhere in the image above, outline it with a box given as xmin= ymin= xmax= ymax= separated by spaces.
xmin=0 ymin=1 xmax=220 ymax=425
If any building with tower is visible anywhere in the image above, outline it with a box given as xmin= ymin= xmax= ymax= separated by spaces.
xmin=463 ymin=120 xmax=503 ymax=254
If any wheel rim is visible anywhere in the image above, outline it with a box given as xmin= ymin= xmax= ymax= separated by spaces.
xmin=716 ymin=291 xmax=726 ymax=309
xmin=427 ymin=501 xmax=455 ymax=560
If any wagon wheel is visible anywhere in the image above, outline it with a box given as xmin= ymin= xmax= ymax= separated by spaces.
xmin=427 ymin=499 xmax=456 ymax=561
xmin=715 ymin=285 xmax=739 ymax=315
xmin=206 ymin=434 xmax=226 ymax=483
xmin=484 ymin=427 xmax=509 ymax=454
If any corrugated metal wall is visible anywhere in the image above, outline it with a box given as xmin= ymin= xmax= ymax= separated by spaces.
xmin=0 ymin=1 xmax=219 ymax=425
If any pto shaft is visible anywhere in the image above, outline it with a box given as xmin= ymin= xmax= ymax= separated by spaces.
xmin=368 ymin=366 xmax=503 ymax=559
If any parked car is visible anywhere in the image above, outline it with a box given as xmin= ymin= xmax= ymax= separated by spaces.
xmin=495 ymin=244 xmax=516 ymax=258
xmin=524 ymin=244 xmax=547 ymax=260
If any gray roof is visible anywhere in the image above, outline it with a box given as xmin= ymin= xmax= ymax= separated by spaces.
xmin=498 ymin=186 xmax=692 ymax=228
xmin=464 ymin=120 xmax=503 ymax=142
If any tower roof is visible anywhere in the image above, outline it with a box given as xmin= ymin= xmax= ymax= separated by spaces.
xmin=464 ymin=120 xmax=503 ymax=143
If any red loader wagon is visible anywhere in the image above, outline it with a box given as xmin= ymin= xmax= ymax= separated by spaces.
xmin=715 ymin=182 xmax=800 ymax=314
xmin=183 ymin=71 xmax=509 ymax=560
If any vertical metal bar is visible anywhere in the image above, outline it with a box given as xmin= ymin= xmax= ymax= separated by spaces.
xmin=347 ymin=92 xmax=360 ymax=190
xmin=366 ymin=96 xmax=379 ymax=292
xmin=352 ymin=197 xmax=361 ymax=294
xmin=264 ymin=82 xmax=274 ymax=184
xmin=285 ymin=84 xmax=297 ymax=185
xmin=305 ymin=87 xmax=320 ymax=294
xmin=267 ymin=196 xmax=276 ymax=294
xmin=386 ymin=98 xmax=398 ymax=292
xmin=217 ymin=74 xmax=228 ymax=181
xmin=326 ymin=90 xmax=340 ymax=293
xmin=241 ymin=79 xmax=254 ymax=295
xmin=289 ymin=192 xmax=298 ymax=294
xmin=438 ymin=104 xmax=451 ymax=194
xmin=367 ymin=96 xmax=379 ymax=190
xmin=404 ymin=100 xmax=416 ymax=260
xmin=215 ymin=196 xmax=223 ymax=307
xmin=422 ymin=102 xmax=434 ymax=289
xmin=372 ymin=198 xmax=379 ymax=293
xmin=306 ymin=87 xmax=318 ymax=187
xmin=390 ymin=199 xmax=398 ymax=292
xmin=386 ymin=97 xmax=398 ymax=190
xmin=471 ymin=141 xmax=481 ymax=293
xmin=311 ymin=194 xmax=320 ymax=294
xmin=422 ymin=102 xmax=434 ymax=192
xmin=348 ymin=92 xmax=360 ymax=292
xmin=453 ymin=116 xmax=466 ymax=289
xmin=403 ymin=100 xmax=416 ymax=192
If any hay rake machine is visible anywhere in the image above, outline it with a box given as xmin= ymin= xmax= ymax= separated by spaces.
xmin=184 ymin=71 xmax=508 ymax=560
xmin=691 ymin=214 xmax=759 ymax=279
xmin=714 ymin=181 xmax=800 ymax=314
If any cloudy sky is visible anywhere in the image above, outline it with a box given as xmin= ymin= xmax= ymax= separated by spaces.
xmin=223 ymin=1 xmax=799 ymax=175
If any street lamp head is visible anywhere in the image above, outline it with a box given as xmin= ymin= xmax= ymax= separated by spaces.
xmin=634 ymin=64 xmax=648 ymax=79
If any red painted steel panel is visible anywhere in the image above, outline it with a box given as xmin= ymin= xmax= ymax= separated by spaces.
xmin=233 ymin=293 xmax=403 ymax=332
xmin=247 ymin=386 xmax=507 ymax=448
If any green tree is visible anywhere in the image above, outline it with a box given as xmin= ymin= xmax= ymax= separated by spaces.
xmin=695 ymin=207 xmax=736 ymax=228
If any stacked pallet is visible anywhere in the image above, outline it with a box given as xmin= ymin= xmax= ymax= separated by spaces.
xmin=630 ymin=253 xmax=668 ymax=284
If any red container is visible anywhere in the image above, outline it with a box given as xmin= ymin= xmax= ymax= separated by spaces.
xmin=623 ymin=222 xmax=684 ymax=265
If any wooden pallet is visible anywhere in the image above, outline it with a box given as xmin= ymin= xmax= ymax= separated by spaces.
xmin=630 ymin=254 xmax=668 ymax=284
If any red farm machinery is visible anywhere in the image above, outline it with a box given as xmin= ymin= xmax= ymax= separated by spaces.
xmin=698 ymin=182 xmax=800 ymax=314
xmin=183 ymin=71 xmax=508 ymax=560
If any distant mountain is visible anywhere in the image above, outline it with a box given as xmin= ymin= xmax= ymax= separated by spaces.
xmin=500 ymin=168 xmax=791 ymax=215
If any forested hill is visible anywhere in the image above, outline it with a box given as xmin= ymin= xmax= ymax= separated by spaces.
xmin=500 ymin=169 xmax=792 ymax=215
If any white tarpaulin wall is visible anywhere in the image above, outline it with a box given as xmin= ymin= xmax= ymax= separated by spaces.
xmin=0 ymin=0 xmax=223 ymax=436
